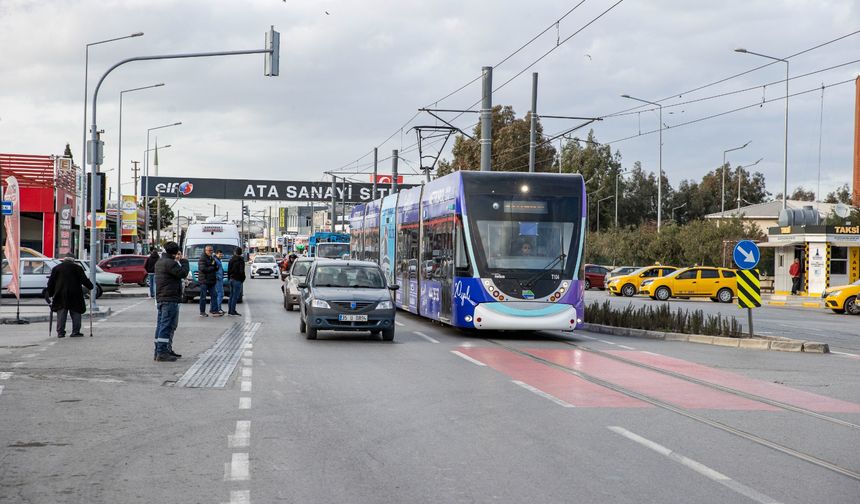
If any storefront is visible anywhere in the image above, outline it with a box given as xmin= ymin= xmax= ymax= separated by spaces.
xmin=764 ymin=225 xmax=860 ymax=295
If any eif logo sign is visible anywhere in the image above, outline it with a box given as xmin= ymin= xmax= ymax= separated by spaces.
xmin=155 ymin=181 xmax=194 ymax=196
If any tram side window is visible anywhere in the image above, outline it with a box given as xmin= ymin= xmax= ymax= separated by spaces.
xmin=396 ymin=225 xmax=419 ymax=279
xmin=455 ymin=220 xmax=470 ymax=275
xmin=364 ymin=222 xmax=379 ymax=262
xmin=422 ymin=219 xmax=453 ymax=280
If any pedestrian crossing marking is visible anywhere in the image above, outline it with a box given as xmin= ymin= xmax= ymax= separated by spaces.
xmin=736 ymin=269 xmax=761 ymax=308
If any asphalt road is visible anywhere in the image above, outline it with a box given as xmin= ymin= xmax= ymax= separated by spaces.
xmin=1 ymin=278 xmax=859 ymax=503
xmin=584 ymin=289 xmax=860 ymax=353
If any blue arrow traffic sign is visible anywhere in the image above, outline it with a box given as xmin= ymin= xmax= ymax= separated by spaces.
xmin=733 ymin=240 xmax=760 ymax=270
xmin=1 ymin=200 xmax=12 ymax=216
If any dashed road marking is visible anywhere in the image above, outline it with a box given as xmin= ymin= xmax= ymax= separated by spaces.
xmin=243 ymin=350 xmax=253 ymax=357
xmin=0 ymin=372 xmax=12 ymax=380
xmin=223 ymin=490 xmax=250 ymax=504
xmin=0 ymin=385 xmax=4 ymax=396
xmin=242 ymin=358 xmax=253 ymax=367
xmin=608 ymin=426 xmax=781 ymax=504
xmin=242 ymin=368 xmax=252 ymax=378
xmin=226 ymin=452 xmax=250 ymax=481
xmin=577 ymin=334 xmax=598 ymax=340
xmin=11 ymin=362 xmax=24 ymax=368
xmin=512 ymin=380 xmax=575 ymax=408
xmin=599 ymin=340 xmax=617 ymax=346
xmin=413 ymin=331 xmax=439 ymax=343
xmin=832 ymin=351 xmax=860 ymax=359
xmin=22 ymin=353 xmax=37 ymax=359
xmin=228 ymin=421 xmax=251 ymax=448
xmin=239 ymin=397 xmax=252 ymax=409
xmin=451 ymin=350 xmax=486 ymax=367
xmin=395 ymin=320 xmax=405 ymax=327
xmin=617 ymin=344 xmax=635 ymax=350
xmin=240 ymin=380 xmax=252 ymax=392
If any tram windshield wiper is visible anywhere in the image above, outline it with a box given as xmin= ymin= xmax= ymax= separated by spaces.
xmin=523 ymin=253 xmax=566 ymax=289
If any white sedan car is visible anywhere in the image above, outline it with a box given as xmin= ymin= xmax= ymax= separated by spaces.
xmin=250 ymin=255 xmax=279 ymax=279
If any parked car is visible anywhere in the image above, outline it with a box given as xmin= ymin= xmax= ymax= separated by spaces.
xmin=298 ymin=259 xmax=398 ymax=341
xmin=1 ymin=258 xmax=118 ymax=298
xmin=822 ymin=280 xmax=860 ymax=315
xmin=250 ymin=255 xmax=279 ymax=279
xmin=99 ymin=254 xmax=149 ymax=286
xmin=640 ymin=267 xmax=737 ymax=303
xmin=583 ymin=264 xmax=611 ymax=290
xmin=607 ymin=265 xmax=679 ymax=297
xmin=283 ymin=257 xmax=314 ymax=311
xmin=76 ymin=260 xmax=122 ymax=297
xmin=604 ymin=266 xmax=640 ymax=287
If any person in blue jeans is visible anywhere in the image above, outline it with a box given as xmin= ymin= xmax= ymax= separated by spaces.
xmin=197 ymin=245 xmax=220 ymax=317
xmin=144 ymin=249 xmax=159 ymax=298
xmin=153 ymin=241 xmax=190 ymax=361
xmin=227 ymin=247 xmax=246 ymax=316
xmin=211 ymin=250 xmax=226 ymax=315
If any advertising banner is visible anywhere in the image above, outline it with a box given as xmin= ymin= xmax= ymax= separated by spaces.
xmin=86 ymin=212 xmax=107 ymax=229
xmin=58 ymin=204 xmax=73 ymax=255
xmin=807 ymin=242 xmax=828 ymax=295
xmin=2 ymin=176 xmax=21 ymax=298
xmin=121 ymin=195 xmax=137 ymax=236
xmin=142 ymin=176 xmax=413 ymax=203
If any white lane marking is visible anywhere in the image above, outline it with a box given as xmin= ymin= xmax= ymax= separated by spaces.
xmin=617 ymin=344 xmax=635 ymax=350
xmin=598 ymin=340 xmax=617 ymax=346
xmin=451 ymin=350 xmax=486 ymax=367
xmin=395 ymin=320 xmax=405 ymax=327
xmin=831 ymin=351 xmax=860 ymax=358
xmin=242 ymin=358 xmax=253 ymax=367
xmin=0 ymin=385 xmax=4 ymax=396
xmin=11 ymin=362 xmax=24 ymax=368
xmin=22 ymin=353 xmax=37 ymax=359
xmin=227 ymin=452 xmax=250 ymax=481
xmin=608 ymin=426 xmax=782 ymax=504
xmin=512 ymin=380 xmax=575 ymax=408
xmin=239 ymin=397 xmax=252 ymax=410
xmin=36 ymin=347 xmax=47 ymax=352
xmin=240 ymin=380 xmax=252 ymax=392
xmin=228 ymin=421 xmax=251 ymax=448
xmin=577 ymin=334 xmax=598 ymax=340
xmin=243 ymin=350 xmax=253 ymax=358
xmin=48 ymin=341 xmax=57 ymax=346
xmin=242 ymin=368 xmax=253 ymax=378
xmin=642 ymin=351 xmax=660 ymax=356
xmin=413 ymin=331 xmax=439 ymax=344
xmin=0 ymin=372 xmax=12 ymax=380
xmin=223 ymin=490 xmax=250 ymax=504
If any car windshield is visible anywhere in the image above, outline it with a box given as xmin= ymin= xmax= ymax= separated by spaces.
xmin=255 ymin=256 xmax=276 ymax=263
xmin=185 ymin=245 xmax=227 ymax=260
xmin=316 ymin=243 xmax=350 ymax=259
xmin=664 ymin=269 xmax=685 ymax=278
xmin=292 ymin=261 xmax=312 ymax=277
xmin=313 ymin=265 xmax=384 ymax=288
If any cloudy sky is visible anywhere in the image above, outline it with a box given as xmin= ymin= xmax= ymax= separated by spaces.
xmin=1 ymin=0 xmax=858 ymax=217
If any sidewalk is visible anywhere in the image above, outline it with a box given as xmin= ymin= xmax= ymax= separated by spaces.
xmin=0 ymin=299 xmax=111 ymax=324
xmin=764 ymin=291 xmax=824 ymax=309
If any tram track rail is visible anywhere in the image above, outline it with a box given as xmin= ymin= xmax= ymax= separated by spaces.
xmin=483 ymin=337 xmax=860 ymax=482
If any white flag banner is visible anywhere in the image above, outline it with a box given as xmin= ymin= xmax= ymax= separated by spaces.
xmin=3 ymin=176 xmax=21 ymax=299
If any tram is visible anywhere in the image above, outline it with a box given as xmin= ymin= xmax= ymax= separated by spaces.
xmin=349 ymin=171 xmax=586 ymax=331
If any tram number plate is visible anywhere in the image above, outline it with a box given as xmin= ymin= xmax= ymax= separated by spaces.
xmin=338 ymin=314 xmax=368 ymax=322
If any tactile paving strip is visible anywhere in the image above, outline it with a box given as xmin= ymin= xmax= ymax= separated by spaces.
xmin=176 ymin=322 xmax=260 ymax=388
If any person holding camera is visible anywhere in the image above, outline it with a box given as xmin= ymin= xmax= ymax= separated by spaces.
xmin=153 ymin=241 xmax=190 ymax=362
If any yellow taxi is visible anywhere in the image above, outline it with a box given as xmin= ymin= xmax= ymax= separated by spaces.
xmin=821 ymin=280 xmax=860 ymax=315
xmin=607 ymin=265 xmax=678 ymax=297
xmin=640 ymin=266 xmax=737 ymax=303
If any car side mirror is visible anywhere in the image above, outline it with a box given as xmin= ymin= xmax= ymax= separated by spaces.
xmin=298 ymin=282 xmax=309 ymax=289
xmin=388 ymin=284 xmax=400 ymax=291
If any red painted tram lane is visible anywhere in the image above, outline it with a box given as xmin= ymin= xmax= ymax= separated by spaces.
xmin=607 ymin=350 xmax=860 ymax=414
xmin=457 ymin=348 xmax=648 ymax=408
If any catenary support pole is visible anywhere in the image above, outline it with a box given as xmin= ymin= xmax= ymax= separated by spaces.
xmin=528 ymin=72 xmax=538 ymax=173
xmin=391 ymin=150 xmax=399 ymax=193
xmin=480 ymin=66 xmax=493 ymax=172
xmin=372 ymin=147 xmax=378 ymax=199
xmin=330 ymin=176 xmax=336 ymax=233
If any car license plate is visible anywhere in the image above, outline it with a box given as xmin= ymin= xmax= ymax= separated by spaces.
xmin=338 ymin=314 xmax=368 ymax=322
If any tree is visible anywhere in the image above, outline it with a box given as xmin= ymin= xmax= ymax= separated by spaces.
xmin=824 ymin=184 xmax=852 ymax=205
xmin=558 ymin=130 xmax=623 ymax=229
xmin=671 ymin=164 xmax=769 ymax=222
xmin=442 ymin=105 xmax=556 ymax=173
xmin=142 ymin=197 xmax=174 ymax=236
xmin=775 ymin=186 xmax=815 ymax=202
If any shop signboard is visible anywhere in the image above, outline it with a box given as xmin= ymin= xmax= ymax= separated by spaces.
xmin=121 ymin=195 xmax=137 ymax=236
xmin=58 ymin=205 xmax=73 ymax=255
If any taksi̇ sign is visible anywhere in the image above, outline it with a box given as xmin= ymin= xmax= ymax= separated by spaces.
xmin=143 ymin=176 xmax=411 ymax=203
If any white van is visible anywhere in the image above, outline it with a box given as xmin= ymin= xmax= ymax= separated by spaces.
xmin=181 ymin=218 xmax=241 ymax=302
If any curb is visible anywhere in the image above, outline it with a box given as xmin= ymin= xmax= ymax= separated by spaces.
xmin=1 ymin=307 xmax=112 ymax=324
xmin=581 ymin=322 xmax=828 ymax=354
xmin=104 ymin=292 xmax=149 ymax=298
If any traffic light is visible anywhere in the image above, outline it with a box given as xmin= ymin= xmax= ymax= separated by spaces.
xmin=264 ymin=26 xmax=280 ymax=77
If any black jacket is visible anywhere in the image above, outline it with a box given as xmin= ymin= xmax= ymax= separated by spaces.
xmin=155 ymin=254 xmax=190 ymax=303
xmin=47 ymin=260 xmax=94 ymax=314
xmin=228 ymin=255 xmax=246 ymax=282
xmin=197 ymin=254 xmax=218 ymax=286
xmin=144 ymin=252 xmax=159 ymax=273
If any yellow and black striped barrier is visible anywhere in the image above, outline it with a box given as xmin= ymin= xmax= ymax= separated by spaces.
xmin=736 ymin=269 xmax=761 ymax=309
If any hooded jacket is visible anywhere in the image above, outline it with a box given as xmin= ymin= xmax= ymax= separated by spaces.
xmin=155 ymin=253 xmax=190 ymax=303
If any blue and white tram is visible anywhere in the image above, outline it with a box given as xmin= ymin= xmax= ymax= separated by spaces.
xmin=349 ymin=171 xmax=586 ymax=331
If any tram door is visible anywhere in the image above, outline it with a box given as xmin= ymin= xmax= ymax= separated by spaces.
xmin=438 ymin=218 xmax=454 ymax=323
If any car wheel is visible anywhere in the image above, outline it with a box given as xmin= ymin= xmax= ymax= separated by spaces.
xmin=285 ymin=299 xmax=293 ymax=311
xmin=250 ymin=274 xmax=255 ymax=279
xmin=299 ymin=316 xmax=306 ymax=333
xmin=710 ymin=297 xmax=719 ymax=302
xmin=584 ymin=279 xmax=591 ymax=290
xmin=622 ymin=284 xmax=636 ymax=297
xmin=846 ymin=296 xmax=860 ymax=315
xmin=370 ymin=329 xmax=381 ymax=335
xmin=655 ymin=286 xmax=671 ymax=301
xmin=95 ymin=285 xmax=103 ymax=299
xmin=717 ymin=288 xmax=733 ymax=303
xmin=306 ymin=326 xmax=317 ymax=340
xmin=831 ymin=308 xmax=846 ymax=314
xmin=381 ymin=328 xmax=395 ymax=341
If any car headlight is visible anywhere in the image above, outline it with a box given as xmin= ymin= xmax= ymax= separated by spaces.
xmin=824 ymin=290 xmax=840 ymax=299
xmin=641 ymin=279 xmax=654 ymax=286
xmin=311 ymin=298 xmax=330 ymax=309
xmin=377 ymin=300 xmax=393 ymax=310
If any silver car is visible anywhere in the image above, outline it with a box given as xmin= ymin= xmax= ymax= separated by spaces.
xmin=1 ymin=258 xmax=120 ymax=298
xmin=298 ymin=260 xmax=398 ymax=341
xmin=283 ymin=257 xmax=313 ymax=311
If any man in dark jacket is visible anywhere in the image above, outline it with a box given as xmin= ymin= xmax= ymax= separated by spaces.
xmin=47 ymin=255 xmax=94 ymax=338
xmin=144 ymin=249 xmax=159 ymax=298
xmin=154 ymin=241 xmax=190 ymax=362
xmin=227 ymin=247 xmax=246 ymax=316
xmin=197 ymin=245 xmax=219 ymax=317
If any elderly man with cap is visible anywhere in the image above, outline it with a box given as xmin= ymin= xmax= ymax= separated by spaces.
xmin=46 ymin=253 xmax=94 ymax=338
xmin=153 ymin=241 xmax=190 ymax=362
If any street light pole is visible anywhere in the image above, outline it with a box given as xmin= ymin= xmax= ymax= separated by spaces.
xmin=144 ymin=122 xmax=181 ymax=248
xmin=721 ymin=141 xmax=751 ymax=218
xmin=79 ymin=32 xmax=143 ymax=260
xmin=737 ymin=157 xmax=764 ymax=210
xmin=621 ymin=94 xmax=663 ymax=231
xmin=736 ymin=48 xmax=789 ymax=210
xmin=116 ymin=83 xmax=164 ymax=253
xmin=596 ymin=195 xmax=614 ymax=232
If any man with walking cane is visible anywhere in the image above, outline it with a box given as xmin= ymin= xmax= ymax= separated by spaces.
xmin=46 ymin=254 xmax=94 ymax=338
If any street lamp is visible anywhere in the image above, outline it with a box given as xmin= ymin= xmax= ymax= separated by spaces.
xmin=737 ymin=157 xmax=764 ymax=210
xmin=79 ymin=31 xmax=144 ymax=260
xmin=596 ymin=195 xmax=614 ymax=232
xmin=144 ymin=122 xmax=182 ymax=248
xmin=116 ymin=83 xmax=164 ymax=252
xmin=621 ymin=94 xmax=664 ymax=231
xmin=735 ymin=48 xmax=789 ymax=210
xmin=722 ymin=141 xmax=751 ymax=217
xmin=672 ymin=202 xmax=687 ymax=222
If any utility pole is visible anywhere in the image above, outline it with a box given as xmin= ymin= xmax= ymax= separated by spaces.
xmin=391 ymin=150 xmax=399 ymax=193
xmin=340 ymin=178 xmax=346 ymax=232
xmin=130 ymin=161 xmax=140 ymax=198
xmin=372 ymin=147 xmax=378 ymax=199
xmin=480 ymin=66 xmax=493 ymax=172
xmin=330 ymin=175 xmax=336 ymax=233
xmin=528 ymin=72 xmax=538 ymax=173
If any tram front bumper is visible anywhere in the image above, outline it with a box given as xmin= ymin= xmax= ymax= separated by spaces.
xmin=472 ymin=302 xmax=579 ymax=331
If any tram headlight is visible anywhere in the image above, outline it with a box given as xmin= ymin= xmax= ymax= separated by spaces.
xmin=520 ymin=184 xmax=529 ymax=193
xmin=464 ymin=315 xmax=473 ymax=323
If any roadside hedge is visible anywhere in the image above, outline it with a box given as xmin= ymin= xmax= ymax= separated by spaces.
xmin=585 ymin=300 xmax=744 ymax=338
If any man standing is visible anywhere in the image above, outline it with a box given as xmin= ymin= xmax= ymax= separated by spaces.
xmin=211 ymin=250 xmax=226 ymax=315
xmin=227 ymin=247 xmax=246 ymax=316
xmin=789 ymin=257 xmax=802 ymax=295
xmin=47 ymin=254 xmax=94 ymax=338
xmin=154 ymin=241 xmax=190 ymax=362
xmin=197 ymin=245 xmax=219 ymax=317
xmin=144 ymin=248 xmax=159 ymax=298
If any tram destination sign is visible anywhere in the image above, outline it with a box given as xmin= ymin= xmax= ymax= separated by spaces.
xmin=141 ymin=176 xmax=412 ymax=203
